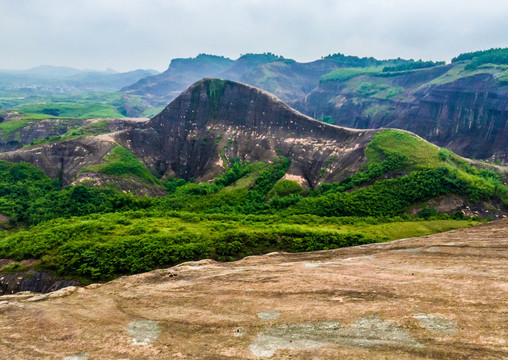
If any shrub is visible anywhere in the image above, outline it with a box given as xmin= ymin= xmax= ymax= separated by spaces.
xmin=268 ymin=179 xmax=303 ymax=197
xmin=417 ymin=208 xmax=439 ymax=219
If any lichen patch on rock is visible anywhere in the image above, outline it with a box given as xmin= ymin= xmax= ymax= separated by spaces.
xmin=127 ymin=320 xmax=160 ymax=345
xmin=62 ymin=353 xmax=89 ymax=360
xmin=414 ymin=313 xmax=457 ymax=334
xmin=258 ymin=310 xmax=281 ymax=322
xmin=250 ymin=315 xmax=422 ymax=358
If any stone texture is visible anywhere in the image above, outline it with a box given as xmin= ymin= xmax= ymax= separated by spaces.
xmin=299 ymin=70 xmax=508 ymax=164
xmin=0 ymin=79 xmax=377 ymax=189
xmin=0 ymin=219 xmax=507 ymax=359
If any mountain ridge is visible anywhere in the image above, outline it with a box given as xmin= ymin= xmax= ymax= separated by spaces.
xmin=120 ymin=49 xmax=508 ymax=163
xmin=0 ymin=78 xmax=506 ymax=212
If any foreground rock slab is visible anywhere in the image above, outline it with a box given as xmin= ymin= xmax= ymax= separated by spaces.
xmin=1 ymin=219 xmax=507 ymax=359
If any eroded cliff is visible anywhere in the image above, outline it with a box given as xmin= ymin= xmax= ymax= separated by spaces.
xmin=299 ymin=67 xmax=508 ymax=163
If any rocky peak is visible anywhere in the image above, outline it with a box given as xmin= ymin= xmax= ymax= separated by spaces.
xmin=1 ymin=78 xmax=379 ymax=190
xmin=119 ymin=78 xmax=376 ymax=186
xmin=166 ymin=54 xmax=234 ymax=75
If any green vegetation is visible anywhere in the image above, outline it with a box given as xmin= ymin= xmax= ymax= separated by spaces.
xmin=320 ymin=67 xmax=382 ymax=83
xmin=323 ymin=53 xmax=384 ymax=67
xmin=356 ymin=82 xmax=387 ymax=96
xmin=452 ymin=48 xmax=508 ymax=70
xmin=318 ymin=115 xmax=335 ymax=124
xmin=427 ymin=63 xmax=470 ymax=86
xmin=26 ymin=120 xmax=110 ymax=147
xmin=382 ymin=60 xmax=445 ymax=72
xmin=1 ymin=262 xmax=29 ymax=273
xmin=0 ymin=212 xmax=384 ymax=281
xmin=16 ymin=102 xmax=124 ymax=119
xmin=321 ymin=54 xmax=416 ymax=68
xmin=308 ymin=130 xmax=508 ymax=214
xmin=0 ymin=119 xmax=29 ymax=139
xmin=207 ymin=78 xmax=226 ymax=100
xmin=0 ymin=160 xmax=154 ymax=226
xmin=0 ymin=129 xmax=506 ymax=283
xmin=0 ymin=209 xmax=478 ymax=282
xmin=0 ymin=91 xmax=156 ymax=120
xmin=498 ymin=70 xmax=508 ymax=86
xmin=319 ymin=58 xmax=446 ymax=83
xmin=267 ymin=179 xmax=303 ymax=198
xmin=354 ymin=83 xmax=404 ymax=100
xmin=240 ymin=52 xmax=286 ymax=62
xmin=295 ymin=167 xmax=493 ymax=217
xmin=366 ymin=129 xmax=441 ymax=169
xmin=84 ymin=146 xmax=159 ymax=185
xmin=385 ymin=87 xmax=404 ymax=99
xmin=363 ymin=104 xmax=391 ymax=118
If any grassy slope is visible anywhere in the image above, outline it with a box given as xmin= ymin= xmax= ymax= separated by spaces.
xmin=0 ymin=91 xmax=162 ymax=119
xmin=17 ymin=102 xmax=124 ymax=119
xmin=318 ymin=57 xmax=508 ymax=116
xmin=0 ymin=119 xmax=29 ymax=140
xmin=0 ymin=209 xmax=477 ymax=282
xmin=23 ymin=120 xmax=110 ymax=147
xmin=84 ymin=146 xmax=159 ymax=185
xmin=362 ymin=129 xmax=507 ymax=203
xmin=320 ymin=67 xmax=383 ymax=83
xmin=0 ymin=126 xmax=506 ymax=283
xmin=0 ymin=130 xmax=504 ymax=282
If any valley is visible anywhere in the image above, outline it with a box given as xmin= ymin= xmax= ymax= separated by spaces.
xmin=0 ymin=77 xmax=506 ymax=290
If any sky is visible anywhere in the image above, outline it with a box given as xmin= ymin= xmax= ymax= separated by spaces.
xmin=1 ymin=0 xmax=507 ymax=72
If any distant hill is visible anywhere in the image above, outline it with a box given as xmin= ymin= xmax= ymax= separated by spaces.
xmin=18 ymin=65 xmax=85 ymax=78
xmin=121 ymin=52 xmax=413 ymax=106
xmin=297 ymin=52 xmax=508 ymax=164
xmin=0 ymin=66 xmax=159 ymax=93
xmin=121 ymin=49 xmax=508 ymax=163
xmin=122 ymin=54 xmax=234 ymax=101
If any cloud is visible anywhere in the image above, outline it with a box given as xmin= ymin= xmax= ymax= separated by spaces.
xmin=0 ymin=0 xmax=507 ymax=71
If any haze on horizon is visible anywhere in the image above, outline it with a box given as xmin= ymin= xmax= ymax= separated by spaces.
xmin=1 ymin=0 xmax=507 ymax=72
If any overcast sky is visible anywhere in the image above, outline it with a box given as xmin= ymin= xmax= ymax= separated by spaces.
xmin=1 ymin=0 xmax=507 ymax=72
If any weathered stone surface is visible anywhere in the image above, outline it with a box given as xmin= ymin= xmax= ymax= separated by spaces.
xmin=127 ymin=320 xmax=160 ymax=345
xmin=0 ymin=135 xmax=117 ymax=184
xmin=0 ymin=219 xmax=506 ymax=359
xmin=0 ymin=268 xmax=79 ymax=295
xmin=119 ymin=78 xmax=376 ymax=187
xmin=299 ymin=70 xmax=508 ymax=163
xmin=0 ymin=79 xmax=377 ymax=189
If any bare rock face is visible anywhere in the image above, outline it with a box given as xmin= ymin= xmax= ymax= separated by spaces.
xmin=404 ymin=74 xmax=508 ymax=161
xmin=0 ymin=271 xmax=79 ymax=295
xmin=119 ymin=78 xmax=377 ymax=187
xmin=1 ymin=219 xmax=506 ymax=359
xmin=299 ymin=70 xmax=508 ymax=164
xmin=0 ymin=136 xmax=116 ymax=185
xmin=1 ymin=79 xmax=378 ymax=189
xmin=0 ymin=115 xmax=149 ymax=152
